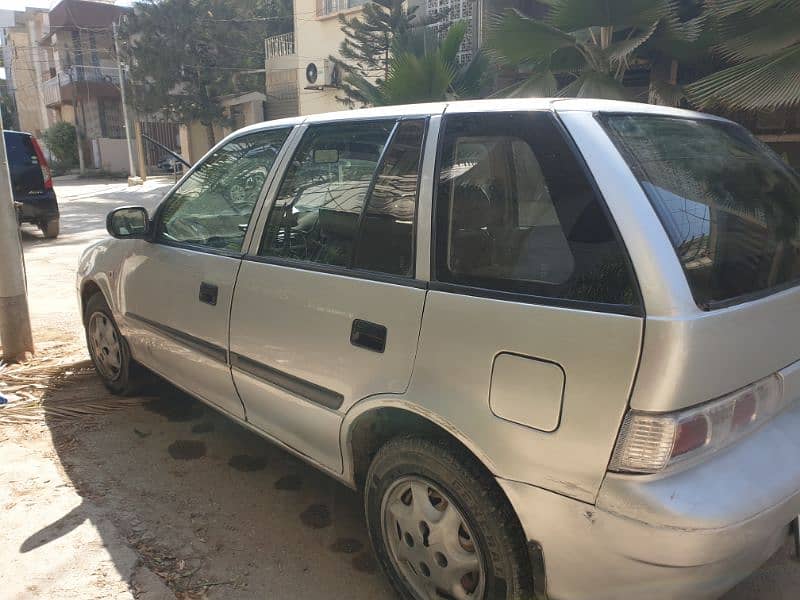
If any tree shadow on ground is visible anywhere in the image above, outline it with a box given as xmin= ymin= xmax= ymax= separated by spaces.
xmin=26 ymin=361 xmax=392 ymax=599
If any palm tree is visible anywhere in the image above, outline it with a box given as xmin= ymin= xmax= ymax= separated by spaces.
xmin=485 ymin=0 xmax=701 ymax=103
xmin=686 ymin=0 xmax=800 ymax=110
xmin=345 ymin=21 xmax=488 ymax=106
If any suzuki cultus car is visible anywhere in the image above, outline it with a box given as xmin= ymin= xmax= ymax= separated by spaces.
xmin=77 ymin=99 xmax=800 ymax=600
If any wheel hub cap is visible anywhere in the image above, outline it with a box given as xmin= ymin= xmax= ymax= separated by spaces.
xmin=382 ymin=476 xmax=486 ymax=600
xmin=88 ymin=312 xmax=122 ymax=381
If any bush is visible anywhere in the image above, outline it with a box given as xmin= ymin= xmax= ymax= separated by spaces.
xmin=42 ymin=121 xmax=78 ymax=168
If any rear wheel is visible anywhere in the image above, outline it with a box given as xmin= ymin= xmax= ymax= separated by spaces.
xmin=40 ymin=218 xmax=59 ymax=239
xmin=84 ymin=293 xmax=143 ymax=395
xmin=365 ymin=436 xmax=534 ymax=600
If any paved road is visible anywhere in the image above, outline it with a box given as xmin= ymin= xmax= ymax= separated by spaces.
xmin=8 ymin=177 xmax=800 ymax=599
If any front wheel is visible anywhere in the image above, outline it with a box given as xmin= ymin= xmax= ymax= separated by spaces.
xmin=365 ymin=437 xmax=534 ymax=600
xmin=84 ymin=293 xmax=143 ymax=395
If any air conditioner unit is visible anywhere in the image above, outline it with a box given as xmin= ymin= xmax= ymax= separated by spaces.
xmin=304 ymin=60 xmax=341 ymax=88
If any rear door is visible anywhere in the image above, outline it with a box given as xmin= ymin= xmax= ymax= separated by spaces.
xmin=408 ymin=109 xmax=644 ymax=502
xmin=120 ymin=126 xmax=293 ymax=418
xmin=230 ymin=117 xmax=429 ymax=472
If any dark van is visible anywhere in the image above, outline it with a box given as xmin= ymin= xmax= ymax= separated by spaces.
xmin=5 ymin=130 xmax=59 ymax=238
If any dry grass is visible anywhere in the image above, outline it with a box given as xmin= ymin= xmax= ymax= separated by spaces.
xmin=0 ymin=339 xmax=144 ymax=426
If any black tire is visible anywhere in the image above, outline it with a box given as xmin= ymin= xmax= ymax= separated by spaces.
xmin=365 ymin=436 xmax=535 ymax=600
xmin=84 ymin=293 xmax=143 ymax=395
xmin=40 ymin=218 xmax=60 ymax=239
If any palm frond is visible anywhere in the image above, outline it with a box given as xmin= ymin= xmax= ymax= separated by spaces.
xmin=686 ymin=43 xmax=800 ymax=109
xmin=648 ymin=79 xmax=686 ymax=106
xmin=506 ymin=70 xmax=559 ymax=97
xmin=606 ymin=21 xmax=659 ymax=62
xmin=452 ymin=51 xmax=489 ymax=98
xmin=547 ymin=0 xmax=674 ymax=30
xmin=715 ymin=10 xmax=800 ymax=60
xmin=439 ymin=20 xmax=468 ymax=66
xmin=485 ymin=9 xmax=575 ymax=66
xmin=706 ymin=0 xmax=800 ymax=19
xmin=557 ymin=71 xmax=629 ymax=99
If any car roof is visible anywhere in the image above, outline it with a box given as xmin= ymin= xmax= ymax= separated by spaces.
xmin=230 ymin=98 xmax=729 ymax=141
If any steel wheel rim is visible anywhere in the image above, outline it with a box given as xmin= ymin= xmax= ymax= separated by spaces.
xmin=88 ymin=311 xmax=123 ymax=381
xmin=381 ymin=476 xmax=486 ymax=600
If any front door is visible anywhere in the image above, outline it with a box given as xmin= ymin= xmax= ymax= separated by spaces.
xmin=120 ymin=126 xmax=293 ymax=418
xmin=229 ymin=118 xmax=429 ymax=471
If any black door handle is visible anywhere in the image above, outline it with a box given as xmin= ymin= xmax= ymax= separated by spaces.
xmin=350 ymin=319 xmax=387 ymax=353
xmin=199 ymin=282 xmax=218 ymax=306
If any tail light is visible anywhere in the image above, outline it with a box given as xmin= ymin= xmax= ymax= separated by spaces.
xmin=30 ymin=136 xmax=52 ymax=190
xmin=609 ymin=374 xmax=783 ymax=474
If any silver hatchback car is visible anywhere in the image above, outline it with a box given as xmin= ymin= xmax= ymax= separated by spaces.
xmin=77 ymin=99 xmax=800 ymax=600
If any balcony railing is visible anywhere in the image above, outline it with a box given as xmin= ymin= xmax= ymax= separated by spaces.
xmin=265 ymin=32 xmax=294 ymax=59
xmin=42 ymin=65 xmax=121 ymax=105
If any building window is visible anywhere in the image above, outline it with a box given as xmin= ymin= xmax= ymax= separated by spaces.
xmin=99 ymin=99 xmax=124 ymax=139
xmin=426 ymin=0 xmax=475 ymax=63
xmin=317 ymin=0 xmax=365 ymax=17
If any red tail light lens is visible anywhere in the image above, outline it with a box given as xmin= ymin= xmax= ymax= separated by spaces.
xmin=610 ymin=374 xmax=783 ymax=473
xmin=30 ymin=136 xmax=52 ymax=190
xmin=672 ymin=415 xmax=709 ymax=457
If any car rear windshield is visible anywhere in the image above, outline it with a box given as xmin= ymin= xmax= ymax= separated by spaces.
xmin=4 ymin=132 xmax=38 ymax=167
xmin=602 ymin=114 xmax=800 ymax=308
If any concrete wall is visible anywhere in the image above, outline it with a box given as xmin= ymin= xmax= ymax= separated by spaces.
xmin=178 ymin=121 xmax=215 ymax=165
xmin=6 ymin=27 xmax=49 ymax=135
xmin=293 ymin=0 xmax=361 ymax=116
xmin=94 ymin=137 xmax=136 ymax=173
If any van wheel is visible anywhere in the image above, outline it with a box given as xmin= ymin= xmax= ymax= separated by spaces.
xmin=40 ymin=218 xmax=59 ymax=239
xmin=365 ymin=436 xmax=534 ymax=600
xmin=84 ymin=293 xmax=143 ymax=395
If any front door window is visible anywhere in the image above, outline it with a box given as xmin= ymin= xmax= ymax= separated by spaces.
xmin=156 ymin=128 xmax=292 ymax=252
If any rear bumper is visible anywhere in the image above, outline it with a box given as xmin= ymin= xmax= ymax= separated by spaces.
xmin=15 ymin=190 xmax=59 ymax=223
xmin=500 ymin=372 xmax=800 ymax=599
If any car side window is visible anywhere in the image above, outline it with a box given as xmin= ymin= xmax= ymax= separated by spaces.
xmin=435 ymin=112 xmax=636 ymax=305
xmin=260 ymin=119 xmax=424 ymax=275
xmin=157 ymin=128 xmax=291 ymax=252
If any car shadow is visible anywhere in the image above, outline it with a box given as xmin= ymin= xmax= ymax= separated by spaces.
xmin=28 ymin=361 xmax=394 ymax=599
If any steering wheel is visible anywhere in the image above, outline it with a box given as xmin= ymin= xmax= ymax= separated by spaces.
xmin=227 ymin=171 xmax=267 ymax=213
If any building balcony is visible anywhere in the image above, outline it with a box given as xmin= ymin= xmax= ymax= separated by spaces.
xmin=43 ymin=65 xmax=121 ymax=107
xmin=265 ymin=32 xmax=294 ymax=59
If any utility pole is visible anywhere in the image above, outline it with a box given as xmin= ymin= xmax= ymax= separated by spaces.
xmin=134 ymin=120 xmax=147 ymax=182
xmin=71 ymin=72 xmax=86 ymax=174
xmin=0 ymin=109 xmax=34 ymax=362
xmin=113 ymin=20 xmax=139 ymax=185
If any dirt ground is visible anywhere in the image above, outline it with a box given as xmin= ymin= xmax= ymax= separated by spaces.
xmin=1 ymin=176 xmax=799 ymax=599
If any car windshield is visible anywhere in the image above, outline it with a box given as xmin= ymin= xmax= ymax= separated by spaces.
xmin=602 ymin=114 xmax=800 ymax=308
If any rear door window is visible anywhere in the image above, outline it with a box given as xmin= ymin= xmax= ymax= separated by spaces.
xmin=4 ymin=132 xmax=38 ymax=167
xmin=434 ymin=111 xmax=637 ymax=307
xmin=602 ymin=115 xmax=800 ymax=308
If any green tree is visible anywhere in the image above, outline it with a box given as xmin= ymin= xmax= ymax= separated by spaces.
xmin=330 ymin=0 xmax=423 ymax=107
xmin=485 ymin=1 xmax=701 ymax=103
xmin=346 ymin=21 xmax=488 ymax=106
xmin=42 ymin=121 xmax=78 ymax=169
xmin=686 ymin=0 xmax=800 ymax=111
xmin=123 ymin=0 xmax=291 ymax=145
xmin=0 ymin=94 xmax=18 ymax=130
